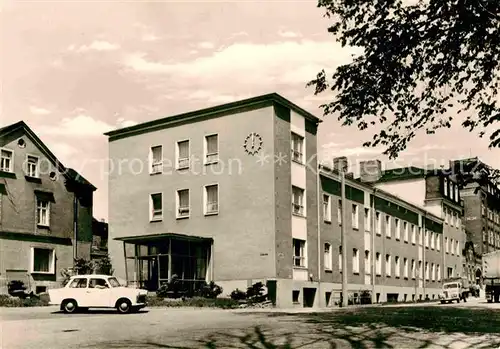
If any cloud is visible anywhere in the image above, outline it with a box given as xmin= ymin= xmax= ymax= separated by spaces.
xmin=278 ymin=30 xmax=301 ymax=38
xmin=38 ymin=114 xmax=113 ymax=137
xmin=142 ymin=33 xmax=160 ymax=42
xmin=29 ymin=106 xmax=51 ymax=115
xmin=117 ymin=117 xmax=138 ymax=128
xmin=185 ymin=90 xmax=253 ymax=104
xmin=68 ymin=40 xmax=120 ymax=53
xmin=123 ymin=40 xmax=359 ymax=87
xmin=197 ymin=41 xmax=215 ymax=49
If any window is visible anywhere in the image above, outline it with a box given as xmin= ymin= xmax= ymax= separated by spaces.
xmin=403 ymin=221 xmax=408 ymax=242
xmin=31 ymin=248 xmax=54 ymax=273
xmin=403 ymin=258 xmax=409 ymax=278
xmin=339 ymin=246 xmax=343 ymax=271
xmin=150 ymin=193 xmax=163 ymax=221
xmin=376 ymin=212 xmax=381 ymax=235
xmin=69 ymin=278 xmax=87 ymax=288
xmin=436 ymin=234 xmax=441 ymax=251
xmin=450 ymin=212 xmax=455 ymax=227
xmin=385 ymin=254 xmax=391 ymax=276
xmin=444 ymin=207 xmax=449 ymax=224
xmin=450 ymin=239 xmax=454 ymax=255
xmin=292 ymin=290 xmax=300 ymax=303
xmin=364 ymin=250 xmax=371 ymax=274
xmin=431 ymin=263 xmax=435 ymax=281
xmin=352 ymin=248 xmax=360 ymax=273
xmin=26 ymin=155 xmax=39 ymax=177
xmin=411 ymin=259 xmax=416 ymax=279
xmin=338 ymin=200 xmax=342 ymax=224
xmin=425 ymin=262 xmax=429 ymax=280
xmin=430 ymin=232 xmax=435 ymax=249
xmin=395 ymin=256 xmax=400 ymax=278
xmin=425 ymin=230 xmax=429 ymax=248
xmin=364 ymin=208 xmax=370 ymax=231
xmin=36 ymin=199 xmax=50 ymax=226
xmin=385 ymin=215 xmax=391 ymax=237
xmin=89 ymin=278 xmax=109 ymax=289
xmin=419 ymin=260 xmax=423 ymax=278
xmin=437 ymin=264 xmax=441 ymax=281
xmin=324 ymin=243 xmax=332 ymax=270
xmin=292 ymin=186 xmax=305 ymax=216
xmin=176 ymin=189 xmax=190 ymax=218
xmin=411 ymin=224 xmax=416 ymax=244
xmin=204 ymin=134 xmax=219 ymax=164
xmin=482 ymin=204 xmax=486 ymax=216
xmin=455 ymin=185 xmax=459 ymax=201
xmin=149 ymin=145 xmax=163 ymax=174
xmin=456 ymin=240 xmax=460 ymax=255
xmin=204 ymin=184 xmax=219 ymax=215
xmin=450 ymin=183 xmax=455 ymax=200
xmin=293 ymin=239 xmax=306 ymax=267
xmin=395 ymin=218 xmax=400 ymax=240
xmin=446 ymin=237 xmax=450 ymax=253
xmin=444 ymin=177 xmax=448 ymax=196
xmin=176 ymin=140 xmax=190 ymax=169
xmin=376 ymin=252 xmax=381 ymax=275
xmin=323 ymin=195 xmax=331 ymax=222
xmin=0 ymin=148 xmax=13 ymax=172
xmin=291 ymin=132 xmax=304 ymax=163
xmin=352 ymin=204 xmax=359 ymax=229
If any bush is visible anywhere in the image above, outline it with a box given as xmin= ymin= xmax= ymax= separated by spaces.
xmin=94 ymin=256 xmax=114 ymax=275
xmin=195 ymin=281 xmax=223 ymax=299
xmin=0 ymin=294 xmax=49 ymax=307
xmin=230 ymin=288 xmax=247 ymax=301
xmin=147 ymin=296 xmax=239 ymax=309
xmin=246 ymin=282 xmax=266 ymax=303
xmin=156 ymin=275 xmax=185 ymax=299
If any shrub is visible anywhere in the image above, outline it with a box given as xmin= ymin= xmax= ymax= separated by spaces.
xmin=0 ymin=294 xmax=49 ymax=307
xmin=246 ymin=282 xmax=266 ymax=303
xmin=94 ymin=256 xmax=114 ymax=275
xmin=156 ymin=275 xmax=186 ymax=299
xmin=230 ymin=288 xmax=247 ymax=301
xmin=195 ymin=281 xmax=223 ymax=299
xmin=147 ymin=296 xmax=239 ymax=309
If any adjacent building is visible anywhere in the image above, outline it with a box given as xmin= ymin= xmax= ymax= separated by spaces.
xmin=105 ymin=93 xmax=465 ymax=307
xmin=0 ymin=121 xmax=96 ymax=294
xmin=91 ymin=218 xmax=109 ymax=260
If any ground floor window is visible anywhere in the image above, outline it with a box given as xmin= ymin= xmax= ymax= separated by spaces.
xmin=292 ymin=290 xmax=300 ymax=304
xmin=31 ymin=248 xmax=54 ymax=273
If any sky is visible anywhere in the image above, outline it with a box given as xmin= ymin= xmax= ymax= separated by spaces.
xmin=1 ymin=1 xmax=499 ymax=221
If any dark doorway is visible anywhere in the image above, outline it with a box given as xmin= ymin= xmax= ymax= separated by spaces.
xmin=325 ymin=291 xmax=332 ymax=306
xmin=303 ymin=288 xmax=316 ymax=308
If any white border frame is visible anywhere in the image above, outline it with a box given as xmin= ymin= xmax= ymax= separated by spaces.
xmin=203 ymin=133 xmax=219 ymax=165
xmin=291 ymin=185 xmax=306 ymax=217
xmin=30 ymin=247 xmax=55 ymax=274
xmin=149 ymin=192 xmax=163 ymax=222
xmin=175 ymin=139 xmax=191 ymax=170
xmin=176 ymin=188 xmax=190 ymax=219
xmin=0 ymin=147 xmax=14 ymax=172
xmin=149 ymin=144 xmax=163 ymax=175
xmin=25 ymin=153 xmax=40 ymax=178
xmin=290 ymin=131 xmax=305 ymax=165
xmin=323 ymin=194 xmax=331 ymax=222
xmin=203 ymin=183 xmax=219 ymax=216
xmin=36 ymin=198 xmax=50 ymax=227
xmin=324 ymin=242 xmax=332 ymax=271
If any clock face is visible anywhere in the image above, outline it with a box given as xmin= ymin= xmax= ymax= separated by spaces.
xmin=243 ymin=132 xmax=263 ymax=155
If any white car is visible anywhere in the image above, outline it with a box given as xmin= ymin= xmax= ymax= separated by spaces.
xmin=48 ymin=274 xmax=148 ymax=314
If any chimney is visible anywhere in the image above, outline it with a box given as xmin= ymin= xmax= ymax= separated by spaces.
xmin=359 ymin=160 xmax=382 ymax=183
xmin=333 ymin=157 xmax=349 ymax=173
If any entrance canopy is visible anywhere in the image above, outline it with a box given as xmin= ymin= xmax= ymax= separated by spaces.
xmin=115 ymin=233 xmax=213 ymax=291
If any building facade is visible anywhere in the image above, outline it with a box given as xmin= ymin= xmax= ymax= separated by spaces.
xmin=106 ymin=94 xmax=463 ymax=307
xmin=0 ymin=121 xmax=95 ymax=294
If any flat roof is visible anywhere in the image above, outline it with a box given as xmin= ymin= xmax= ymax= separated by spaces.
xmin=114 ymin=233 xmax=213 ymax=244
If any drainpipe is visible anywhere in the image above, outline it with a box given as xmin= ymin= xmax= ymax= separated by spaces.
xmin=371 ymin=189 xmax=377 ymax=303
xmin=73 ymin=192 xmax=78 ymax=268
xmin=316 ymin=166 xmax=322 ymax=306
xmin=423 ymin=212 xmax=427 ymax=300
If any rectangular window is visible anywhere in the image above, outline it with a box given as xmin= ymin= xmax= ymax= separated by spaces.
xmin=444 ymin=177 xmax=448 ymax=196
xmin=425 ymin=230 xmax=429 ymax=247
xmin=450 ymin=239 xmax=454 ymax=255
xmin=338 ymin=200 xmax=342 ymax=224
xmin=436 ymin=234 xmax=441 ymax=251
xmin=176 ymin=189 xmax=190 ymax=218
xmin=425 ymin=262 xmax=429 ymax=280
xmin=385 ymin=215 xmax=391 ymax=237
xmin=150 ymin=193 xmax=163 ymax=221
xmin=36 ymin=199 xmax=50 ymax=226
xmin=403 ymin=258 xmax=408 ymax=278
xmin=430 ymin=232 xmax=435 ymax=249
xmin=376 ymin=211 xmax=381 ymax=235
xmin=324 ymin=243 xmax=332 ymax=270
xmin=291 ymin=132 xmax=304 ymax=163
xmin=403 ymin=221 xmax=408 ymax=242
xmin=0 ymin=148 xmax=13 ymax=172
xmin=323 ymin=195 xmax=331 ymax=222
xmin=292 ymin=186 xmax=305 ymax=216
xmin=293 ymin=239 xmax=306 ymax=268
xmin=352 ymin=204 xmax=359 ymax=229
xmin=444 ymin=207 xmax=449 ymax=224
xmin=150 ymin=145 xmax=163 ymax=174
xmin=26 ymin=155 xmax=39 ymax=177
xmin=352 ymin=248 xmax=360 ymax=274
xmin=456 ymin=241 xmax=460 ymax=255
xmin=411 ymin=259 xmax=416 ymax=279
xmin=376 ymin=252 xmax=381 ymax=275
xmin=431 ymin=263 xmax=435 ymax=281
xmin=204 ymin=184 xmax=219 ymax=215
xmin=385 ymin=254 xmax=391 ymax=276
xmin=364 ymin=250 xmax=371 ymax=275
xmin=364 ymin=208 xmax=370 ymax=231
xmin=395 ymin=256 xmax=400 ymax=278
xmin=31 ymin=248 xmax=55 ymax=273
xmin=437 ymin=264 xmax=441 ymax=281
xmin=395 ymin=218 xmax=400 ymax=240
xmin=411 ymin=224 xmax=416 ymax=244
xmin=446 ymin=237 xmax=449 ymax=253
xmin=339 ymin=246 xmax=343 ymax=271
xmin=176 ymin=140 xmax=190 ymax=169
xmin=205 ymin=134 xmax=219 ymax=164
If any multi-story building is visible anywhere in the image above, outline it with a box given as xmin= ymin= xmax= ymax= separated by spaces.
xmin=106 ymin=93 xmax=456 ymax=307
xmin=91 ymin=218 xmax=109 ymax=260
xmin=0 ymin=121 xmax=95 ymax=294
xmin=359 ymin=163 xmax=466 ymax=282
xmin=449 ymin=157 xmax=500 ymax=282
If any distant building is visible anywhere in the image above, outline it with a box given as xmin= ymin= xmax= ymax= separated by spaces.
xmin=91 ymin=218 xmax=108 ymax=260
xmin=0 ymin=121 xmax=96 ymax=294
xmin=106 ymin=93 xmax=457 ymax=307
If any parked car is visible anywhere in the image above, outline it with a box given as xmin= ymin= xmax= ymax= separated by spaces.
xmin=48 ymin=275 xmax=148 ymax=314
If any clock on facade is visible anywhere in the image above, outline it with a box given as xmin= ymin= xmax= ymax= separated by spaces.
xmin=243 ymin=132 xmax=263 ymax=155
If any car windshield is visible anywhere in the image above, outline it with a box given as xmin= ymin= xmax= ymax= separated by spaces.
xmin=444 ymin=283 xmax=458 ymax=289
xmin=107 ymin=277 xmax=121 ymax=288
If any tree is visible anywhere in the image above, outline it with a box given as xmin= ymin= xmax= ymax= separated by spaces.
xmin=308 ymin=0 xmax=500 ymax=160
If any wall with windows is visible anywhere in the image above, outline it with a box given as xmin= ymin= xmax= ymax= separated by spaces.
xmin=108 ymin=103 xmax=281 ymax=283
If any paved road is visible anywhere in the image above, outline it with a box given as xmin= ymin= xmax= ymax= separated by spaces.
xmin=1 ymin=299 xmax=500 ymax=349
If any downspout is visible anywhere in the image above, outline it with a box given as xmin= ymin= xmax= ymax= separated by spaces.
xmin=371 ymin=189 xmax=377 ymax=303
xmin=73 ymin=192 xmax=78 ymax=267
xmin=317 ymin=166 xmax=322 ymax=306
xmin=423 ymin=212 xmax=427 ymax=300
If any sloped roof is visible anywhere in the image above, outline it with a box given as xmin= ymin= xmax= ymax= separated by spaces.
xmin=0 ymin=121 xmax=96 ymax=191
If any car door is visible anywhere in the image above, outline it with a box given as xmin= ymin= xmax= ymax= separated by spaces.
xmin=86 ymin=277 xmax=112 ymax=307
xmin=67 ymin=277 xmax=89 ymax=306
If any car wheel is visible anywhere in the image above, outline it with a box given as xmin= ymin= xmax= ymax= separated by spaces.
xmin=116 ymin=299 xmax=132 ymax=314
xmin=62 ymin=299 xmax=78 ymax=314
xmin=440 ymin=300 xmax=445 ymax=304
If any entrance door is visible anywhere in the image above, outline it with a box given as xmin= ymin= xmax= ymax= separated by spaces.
xmin=303 ymin=288 xmax=316 ymax=308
